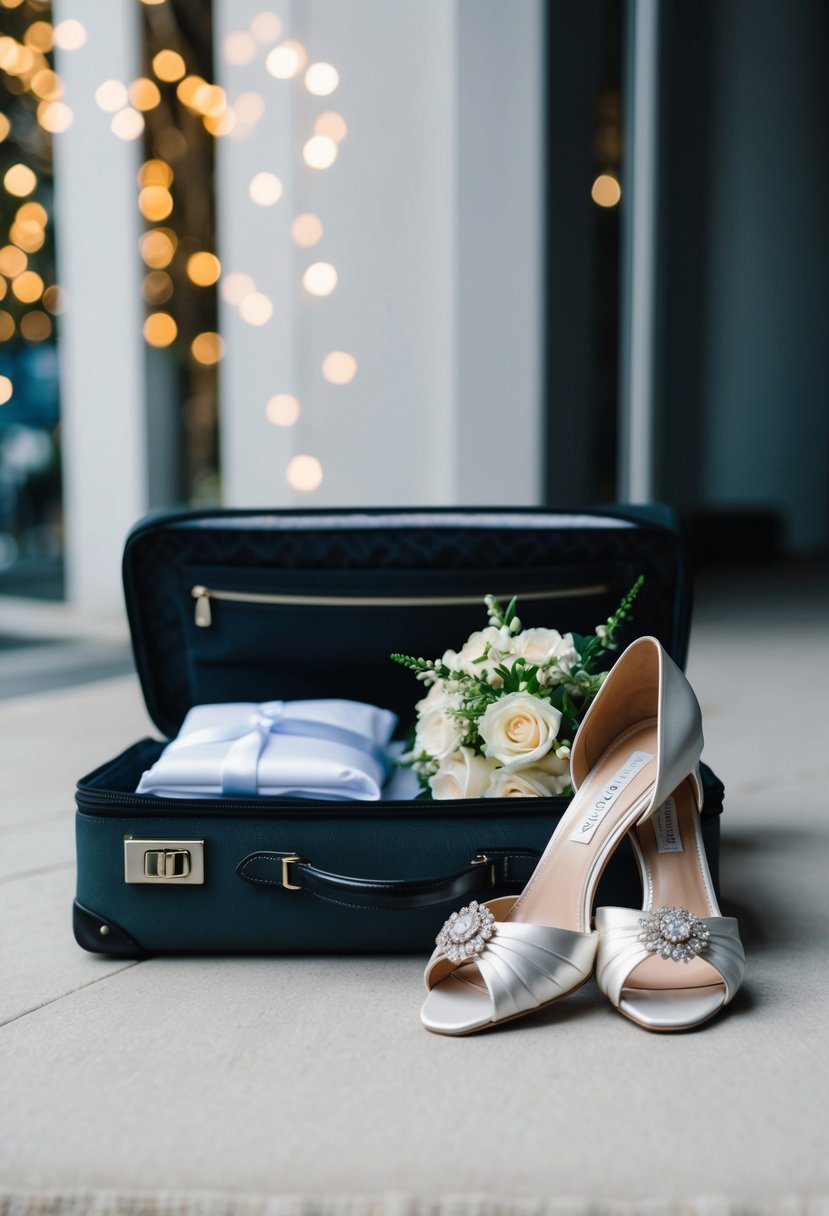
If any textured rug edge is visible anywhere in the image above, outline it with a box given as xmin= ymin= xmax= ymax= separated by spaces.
xmin=0 ymin=1190 xmax=828 ymax=1216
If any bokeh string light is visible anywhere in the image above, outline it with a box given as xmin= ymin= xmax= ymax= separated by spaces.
xmin=265 ymin=394 xmax=300 ymax=427
xmin=591 ymin=173 xmax=621 ymax=208
xmin=141 ymin=270 xmax=173 ymax=305
xmin=302 ymin=261 xmax=337 ymax=297
xmin=250 ymin=12 xmax=283 ymax=45
xmin=0 ymin=5 xmax=353 ymax=501
xmin=191 ymin=331 xmax=225 ymax=365
xmin=152 ymin=50 xmax=186 ymax=83
xmin=286 ymin=454 xmax=323 ymax=492
xmin=136 ymin=9 xmax=354 ymax=505
xmin=51 ymin=19 xmax=86 ymax=52
xmin=321 ymin=352 xmax=358 ymax=386
xmin=248 ymin=172 xmax=283 ymax=206
xmin=304 ymin=63 xmax=339 ymax=97
xmin=314 ymin=111 xmax=347 ymax=143
xmin=187 ymin=252 xmax=221 ymax=287
xmin=290 ymin=213 xmax=323 ymax=247
xmin=95 ymin=79 xmax=128 ymax=112
xmin=239 ymin=291 xmax=273 ymax=326
xmin=265 ymin=40 xmax=307 ymax=80
xmin=0 ymin=0 xmax=66 ymax=571
xmin=302 ymin=134 xmax=338 ymax=170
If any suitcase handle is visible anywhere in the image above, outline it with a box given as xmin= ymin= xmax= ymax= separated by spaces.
xmin=236 ymin=848 xmax=541 ymax=910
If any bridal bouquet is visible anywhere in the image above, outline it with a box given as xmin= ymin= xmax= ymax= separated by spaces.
xmin=391 ymin=578 xmax=643 ymax=799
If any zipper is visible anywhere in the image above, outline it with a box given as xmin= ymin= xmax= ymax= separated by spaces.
xmin=190 ymin=582 xmax=608 ymax=628
xmin=75 ymin=784 xmax=570 ymax=819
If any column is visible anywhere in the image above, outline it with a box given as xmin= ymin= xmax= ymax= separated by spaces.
xmin=52 ymin=0 xmax=147 ymax=612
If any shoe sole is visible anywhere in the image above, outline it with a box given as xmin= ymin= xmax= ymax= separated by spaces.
xmin=612 ymin=997 xmax=727 ymax=1033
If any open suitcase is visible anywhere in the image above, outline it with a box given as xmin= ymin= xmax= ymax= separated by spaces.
xmin=73 ymin=505 xmax=723 ymax=956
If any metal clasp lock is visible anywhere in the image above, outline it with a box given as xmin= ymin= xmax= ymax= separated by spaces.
xmin=124 ymin=838 xmax=205 ymax=885
xmin=145 ymin=849 xmax=191 ymax=880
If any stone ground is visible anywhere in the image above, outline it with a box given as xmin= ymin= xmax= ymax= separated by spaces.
xmin=0 ymin=564 xmax=827 ymax=1215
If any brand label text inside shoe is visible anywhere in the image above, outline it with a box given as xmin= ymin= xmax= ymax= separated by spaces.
xmin=570 ymin=751 xmax=655 ymax=844
xmin=653 ymin=796 xmax=684 ymax=853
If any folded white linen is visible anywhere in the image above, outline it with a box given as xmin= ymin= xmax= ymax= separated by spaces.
xmin=136 ymin=699 xmax=399 ymax=801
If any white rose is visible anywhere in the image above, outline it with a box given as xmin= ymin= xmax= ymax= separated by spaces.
xmin=484 ymin=752 xmax=571 ymax=798
xmin=478 ymin=692 xmax=561 ymax=769
xmin=430 ymin=747 xmax=498 ymax=799
xmin=415 ymin=681 xmax=457 ymax=716
xmin=442 ymin=626 xmax=513 ymax=677
xmin=483 ymin=768 xmax=551 ymax=798
xmin=511 ymin=627 xmax=564 ymax=665
xmin=526 ymin=750 xmax=571 ymax=793
xmin=414 ymin=706 xmax=463 ymax=760
xmin=548 ymin=631 xmax=579 ymax=673
xmin=513 ymin=628 xmax=579 ymax=674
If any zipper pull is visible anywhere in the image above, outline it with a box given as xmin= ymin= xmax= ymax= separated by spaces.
xmin=191 ymin=585 xmax=212 ymax=627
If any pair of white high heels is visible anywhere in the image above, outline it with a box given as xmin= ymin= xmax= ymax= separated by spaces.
xmin=421 ymin=636 xmax=746 ymax=1035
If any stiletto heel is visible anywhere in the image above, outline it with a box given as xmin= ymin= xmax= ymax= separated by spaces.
xmin=595 ymin=774 xmax=745 ymax=1032
xmin=420 ymin=635 xmax=704 ymax=1035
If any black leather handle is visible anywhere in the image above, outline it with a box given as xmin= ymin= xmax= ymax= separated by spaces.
xmin=236 ymin=848 xmax=541 ymax=911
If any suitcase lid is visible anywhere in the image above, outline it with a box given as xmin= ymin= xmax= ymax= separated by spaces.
xmin=122 ymin=505 xmax=693 ymax=738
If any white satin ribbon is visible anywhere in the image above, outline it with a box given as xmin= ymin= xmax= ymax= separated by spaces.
xmin=136 ymin=699 xmax=399 ymax=801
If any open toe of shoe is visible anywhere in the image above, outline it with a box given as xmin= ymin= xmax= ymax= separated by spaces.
xmin=618 ymin=983 xmax=728 ymax=1032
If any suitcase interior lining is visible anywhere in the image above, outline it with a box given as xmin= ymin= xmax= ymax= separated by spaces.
xmin=176 ymin=561 xmax=634 ymax=731
xmin=122 ymin=511 xmax=692 ymax=739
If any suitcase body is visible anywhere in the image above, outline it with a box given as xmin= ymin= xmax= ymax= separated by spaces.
xmin=74 ymin=505 xmax=722 ymax=956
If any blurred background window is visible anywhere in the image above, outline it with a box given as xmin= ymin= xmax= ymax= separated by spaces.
xmin=546 ymin=0 xmax=829 ymax=563
xmin=0 ymin=0 xmax=827 ymax=625
xmin=0 ymin=0 xmax=63 ymax=596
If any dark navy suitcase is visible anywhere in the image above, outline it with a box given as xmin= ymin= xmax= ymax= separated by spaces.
xmin=73 ymin=505 xmax=723 ymax=956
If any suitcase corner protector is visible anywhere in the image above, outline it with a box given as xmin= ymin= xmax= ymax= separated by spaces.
xmin=73 ymin=900 xmax=146 ymax=958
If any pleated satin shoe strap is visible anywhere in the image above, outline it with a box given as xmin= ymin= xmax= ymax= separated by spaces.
xmin=699 ymin=918 xmax=747 ymax=1000
xmin=425 ymin=912 xmax=597 ymax=1024
xmin=594 ymin=906 xmax=746 ymax=1006
xmin=594 ymin=907 xmax=655 ymax=1007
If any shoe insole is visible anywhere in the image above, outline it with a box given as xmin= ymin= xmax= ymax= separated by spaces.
xmin=623 ymin=776 xmax=724 ymax=993
xmin=508 ymin=720 xmax=659 ymax=932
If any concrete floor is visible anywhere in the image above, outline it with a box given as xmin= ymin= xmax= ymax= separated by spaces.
xmin=0 ymin=565 xmax=827 ymax=1215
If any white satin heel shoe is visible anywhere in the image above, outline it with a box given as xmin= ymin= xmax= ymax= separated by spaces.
xmin=421 ymin=635 xmax=705 ymax=1036
xmin=595 ymin=774 xmax=746 ymax=1032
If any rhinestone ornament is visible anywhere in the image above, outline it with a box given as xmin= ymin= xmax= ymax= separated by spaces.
xmin=436 ymin=901 xmax=496 ymax=963
xmin=638 ymin=905 xmax=711 ymax=964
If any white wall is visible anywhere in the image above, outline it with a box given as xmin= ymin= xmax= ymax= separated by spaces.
xmin=215 ymin=0 xmax=545 ymax=508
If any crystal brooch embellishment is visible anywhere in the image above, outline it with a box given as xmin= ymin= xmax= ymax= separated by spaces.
xmin=436 ymin=901 xmax=496 ymax=963
xmin=638 ymin=905 xmax=710 ymax=964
